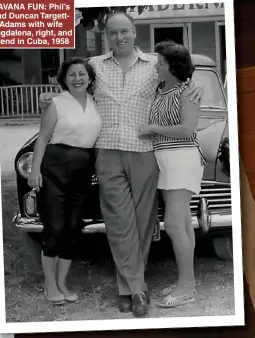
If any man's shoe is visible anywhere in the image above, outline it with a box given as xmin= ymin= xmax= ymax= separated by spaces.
xmin=118 ymin=295 xmax=132 ymax=313
xmin=132 ymin=292 xmax=149 ymax=317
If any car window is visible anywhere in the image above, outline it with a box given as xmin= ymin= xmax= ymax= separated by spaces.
xmin=192 ymin=69 xmax=227 ymax=110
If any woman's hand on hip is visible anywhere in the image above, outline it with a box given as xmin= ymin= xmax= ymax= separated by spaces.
xmin=28 ymin=171 xmax=43 ymax=192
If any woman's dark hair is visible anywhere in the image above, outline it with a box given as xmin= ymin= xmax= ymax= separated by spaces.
xmin=56 ymin=57 xmax=95 ymax=93
xmin=155 ymin=40 xmax=195 ymax=82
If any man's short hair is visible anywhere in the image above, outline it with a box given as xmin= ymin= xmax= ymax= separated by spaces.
xmin=105 ymin=11 xmax=135 ymax=30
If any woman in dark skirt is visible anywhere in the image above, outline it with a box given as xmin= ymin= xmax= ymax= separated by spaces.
xmin=28 ymin=58 xmax=102 ymax=305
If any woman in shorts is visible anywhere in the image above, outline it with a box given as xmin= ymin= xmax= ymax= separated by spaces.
xmin=139 ymin=40 xmax=206 ymax=308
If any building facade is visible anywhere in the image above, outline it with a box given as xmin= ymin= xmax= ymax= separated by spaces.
xmin=124 ymin=3 xmax=225 ymax=81
xmin=0 ymin=10 xmax=105 ymax=86
xmin=0 ymin=4 xmax=225 ymax=86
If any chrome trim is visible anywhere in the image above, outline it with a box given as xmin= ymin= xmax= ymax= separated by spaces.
xmin=89 ymin=179 xmax=231 ymax=187
xmin=23 ymin=188 xmax=38 ymax=218
xmin=196 ymin=188 xmax=230 ymax=192
xmin=192 ymin=194 xmax=231 ymax=199
xmin=13 ymin=211 xmax=232 ymax=234
xmin=13 ymin=212 xmax=43 ymax=233
xmin=207 ymin=204 xmax=232 ymax=208
xmin=197 ymin=197 xmax=210 ymax=234
xmin=201 ymin=180 xmax=231 ymax=186
xmin=14 ymin=179 xmax=232 ymax=233
xmin=191 ymin=200 xmax=231 ymax=206
xmin=200 ymin=108 xmax=228 ymax=112
xmin=16 ymin=151 xmax=33 ymax=179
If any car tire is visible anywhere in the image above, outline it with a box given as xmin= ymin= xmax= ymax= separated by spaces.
xmin=20 ymin=232 xmax=42 ymax=271
xmin=213 ymin=235 xmax=233 ymax=261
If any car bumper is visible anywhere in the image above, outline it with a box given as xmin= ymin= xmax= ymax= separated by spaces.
xmin=13 ymin=209 xmax=232 ymax=234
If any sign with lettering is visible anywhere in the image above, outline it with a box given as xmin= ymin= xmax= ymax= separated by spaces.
xmin=128 ymin=3 xmax=224 ymax=19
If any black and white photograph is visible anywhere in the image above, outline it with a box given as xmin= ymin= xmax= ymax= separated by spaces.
xmin=0 ymin=0 xmax=244 ymax=334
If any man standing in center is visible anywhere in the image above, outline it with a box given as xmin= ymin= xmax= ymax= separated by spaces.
xmin=89 ymin=12 xmax=202 ymax=317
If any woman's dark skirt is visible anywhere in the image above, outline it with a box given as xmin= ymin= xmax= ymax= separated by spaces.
xmin=39 ymin=143 xmax=95 ymax=260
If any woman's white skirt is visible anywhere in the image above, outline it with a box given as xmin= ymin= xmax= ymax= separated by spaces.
xmin=154 ymin=147 xmax=204 ymax=195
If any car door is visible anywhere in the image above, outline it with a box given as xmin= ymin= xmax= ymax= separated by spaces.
xmin=192 ymin=66 xmax=229 ymax=182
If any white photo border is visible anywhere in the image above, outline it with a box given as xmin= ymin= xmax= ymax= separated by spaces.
xmin=0 ymin=0 xmax=245 ymax=334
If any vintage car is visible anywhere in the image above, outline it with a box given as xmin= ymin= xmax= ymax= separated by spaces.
xmin=12 ymin=54 xmax=232 ymax=265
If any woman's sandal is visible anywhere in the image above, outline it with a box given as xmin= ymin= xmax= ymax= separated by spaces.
xmin=44 ymin=290 xmax=66 ymax=305
xmin=157 ymin=292 xmax=195 ymax=308
xmin=159 ymin=285 xmax=176 ymax=297
xmin=160 ymin=281 xmax=197 ymax=297
xmin=64 ymin=293 xmax=79 ymax=303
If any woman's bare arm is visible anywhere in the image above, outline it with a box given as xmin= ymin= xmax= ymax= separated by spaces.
xmin=28 ymin=102 xmax=57 ymax=191
xmin=140 ymin=88 xmax=200 ymax=138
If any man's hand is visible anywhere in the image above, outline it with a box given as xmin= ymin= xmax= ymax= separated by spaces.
xmin=39 ymin=92 xmax=59 ymax=110
xmin=139 ymin=124 xmax=155 ymax=137
xmin=187 ymin=81 xmax=204 ymax=104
